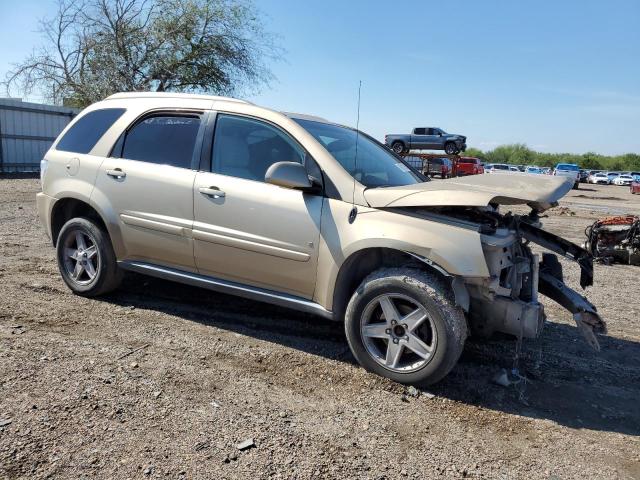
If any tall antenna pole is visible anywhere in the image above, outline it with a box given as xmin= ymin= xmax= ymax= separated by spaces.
xmin=349 ymin=80 xmax=362 ymax=223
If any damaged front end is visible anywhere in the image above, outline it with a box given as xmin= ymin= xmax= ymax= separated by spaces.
xmin=426 ymin=207 xmax=607 ymax=350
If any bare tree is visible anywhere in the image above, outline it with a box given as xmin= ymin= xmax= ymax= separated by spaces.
xmin=4 ymin=0 xmax=282 ymax=107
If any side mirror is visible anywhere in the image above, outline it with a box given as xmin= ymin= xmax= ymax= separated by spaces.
xmin=265 ymin=161 xmax=313 ymax=190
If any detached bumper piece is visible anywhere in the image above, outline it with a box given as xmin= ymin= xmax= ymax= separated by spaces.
xmin=538 ymin=266 xmax=607 ymax=351
xmin=529 ymin=240 xmax=607 ymax=351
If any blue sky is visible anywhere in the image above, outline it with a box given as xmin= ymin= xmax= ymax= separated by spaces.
xmin=1 ymin=0 xmax=639 ymax=154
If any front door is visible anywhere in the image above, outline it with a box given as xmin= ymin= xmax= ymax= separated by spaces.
xmin=193 ymin=113 xmax=323 ymax=298
xmin=94 ymin=112 xmax=205 ymax=271
xmin=424 ymin=128 xmax=441 ymax=149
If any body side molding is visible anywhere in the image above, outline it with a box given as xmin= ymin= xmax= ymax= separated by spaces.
xmin=118 ymin=260 xmax=334 ymax=319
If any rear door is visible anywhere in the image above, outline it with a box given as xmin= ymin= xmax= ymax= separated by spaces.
xmin=411 ymin=128 xmax=427 ymax=149
xmin=94 ymin=110 xmax=206 ymax=271
xmin=192 ymin=113 xmax=323 ymax=298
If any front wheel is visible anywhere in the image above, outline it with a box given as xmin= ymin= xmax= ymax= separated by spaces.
xmin=344 ymin=268 xmax=467 ymax=386
xmin=444 ymin=142 xmax=459 ymax=155
xmin=391 ymin=141 xmax=406 ymax=154
xmin=56 ymin=217 xmax=122 ymax=296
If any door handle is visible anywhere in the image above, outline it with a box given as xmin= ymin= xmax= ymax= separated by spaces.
xmin=199 ymin=186 xmax=225 ymax=198
xmin=106 ymin=168 xmax=126 ymax=179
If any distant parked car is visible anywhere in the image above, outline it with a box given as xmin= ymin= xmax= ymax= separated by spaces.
xmin=588 ymin=172 xmax=610 ymax=184
xmin=541 ymin=167 xmax=552 ymax=175
xmin=385 ymin=128 xmax=467 ymax=155
xmin=631 ymin=177 xmax=640 ymax=194
xmin=509 ymin=165 xmax=520 ymax=172
xmin=606 ymin=172 xmax=620 ymax=183
xmin=485 ymin=163 xmax=511 ymax=173
xmin=579 ymin=169 xmax=589 ymax=183
xmin=612 ymin=174 xmax=634 ymax=186
xmin=425 ymin=157 xmax=453 ymax=178
xmin=553 ymin=163 xmax=580 ymax=189
xmin=457 ymin=157 xmax=484 ymax=176
xmin=525 ymin=166 xmax=543 ymax=174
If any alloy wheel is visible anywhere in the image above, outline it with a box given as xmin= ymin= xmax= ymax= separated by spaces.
xmin=62 ymin=230 xmax=100 ymax=285
xmin=360 ymin=293 xmax=437 ymax=372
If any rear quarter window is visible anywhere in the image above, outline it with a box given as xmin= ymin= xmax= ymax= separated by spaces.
xmin=56 ymin=108 xmax=126 ymax=154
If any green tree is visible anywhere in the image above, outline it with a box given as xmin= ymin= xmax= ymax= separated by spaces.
xmin=4 ymin=0 xmax=282 ymax=107
xmin=463 ymin=147 xmax=484 ymax=158
xmin=468 ymin=145 xmax=639 ymax=170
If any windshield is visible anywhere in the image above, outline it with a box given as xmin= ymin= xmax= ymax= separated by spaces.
xmin=493 ymin=164 xmax=510 ymax=170
xmin=294 ymin=119 xmax=422 ymax=187
xmin=556 ymin=164 xmax=579 ymax=171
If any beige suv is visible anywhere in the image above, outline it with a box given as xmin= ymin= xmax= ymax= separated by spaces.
xmin=37 ymin=92 xmax=606 ymax=385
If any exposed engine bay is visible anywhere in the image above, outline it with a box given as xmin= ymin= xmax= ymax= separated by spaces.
xmin=401 ymin=206 xmax=607 ymax=350
xmin=583 ymin=215 xmax=640 ymax=266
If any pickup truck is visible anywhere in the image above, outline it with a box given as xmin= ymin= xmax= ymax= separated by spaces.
xmin=553 ymin=163 xmax=580 ymax=189
xmin=457 ymin=156 xmax=484 ymax=176
xmin=385 ymin=128 xmax=467 ymax=155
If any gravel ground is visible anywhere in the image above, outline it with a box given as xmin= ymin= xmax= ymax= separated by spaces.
xmin=1 ymin=178 xmax=639 ymax=479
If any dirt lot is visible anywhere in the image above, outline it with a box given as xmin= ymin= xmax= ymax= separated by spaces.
xmin=1 ymin=178 xmax=639 ymax=479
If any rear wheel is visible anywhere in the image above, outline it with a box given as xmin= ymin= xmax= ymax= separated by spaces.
xmin=344 ymin=268 xmax=467 ymax=385
xmin=391 ymin=141 xmax=406 ymax=154
xmin=56 ymin=217 xmax=122 ymax=296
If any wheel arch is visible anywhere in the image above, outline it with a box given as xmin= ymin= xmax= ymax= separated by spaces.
xmin=330 ymin=247 xmax=464 ymax=322
xmin=50 ymin=197 xmax=109 ymax=247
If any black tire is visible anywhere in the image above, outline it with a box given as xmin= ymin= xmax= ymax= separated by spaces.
xmin=573 ymin=182 xmax=579 ymax=190
xmin=56 ymin=217 xmax=122 ymax=296
xmin=391 ymin=141 xmax=405 ymax=155
xmin=444 ymin=142 xmax=459 ymax=155
xmin=344 ymin=268 xmax=467 ymax=386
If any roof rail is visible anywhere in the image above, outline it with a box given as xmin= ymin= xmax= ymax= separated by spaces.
xmin=105 ymin=92 xmax=250 ymax=104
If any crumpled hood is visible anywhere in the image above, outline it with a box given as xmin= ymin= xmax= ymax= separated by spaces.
xmin=364 ymin=173 xmax=573 ymax=211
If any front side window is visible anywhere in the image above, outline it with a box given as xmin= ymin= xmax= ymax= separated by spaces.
xmin=56 ymin=108 xmax=125 ymax=154
xmin=295 ymin=119 xmax=422 ymax=188
xmin=122 ymin=114 xmax=201 ymax=169
xmin=212 ymin=114 xmax=305 ymax=182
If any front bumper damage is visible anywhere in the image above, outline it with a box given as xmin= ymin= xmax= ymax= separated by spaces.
xmin=466 ymin=215 xmax=607 ymax=350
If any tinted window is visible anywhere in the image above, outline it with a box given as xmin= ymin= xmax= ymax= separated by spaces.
xmin=212 ymin=114 xmax=305 ymax=182
xmin=414 ymin=128 xmax=426 ymax=135
xmin=56 ymin=108 xmax=125 ymax=154
xmin=122 ymin=115 xmax=200 ymax=169
xmin=556 ymin=163 xmax=579 ymax=171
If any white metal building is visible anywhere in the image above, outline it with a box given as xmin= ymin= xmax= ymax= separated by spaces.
xmin=0 ymin=99 xmax=78 ymax=173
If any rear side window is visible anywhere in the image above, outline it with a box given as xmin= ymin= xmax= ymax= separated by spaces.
xmin=56 ymin=108 xmax=125 ymax=154
xmin=414 ymin=128 xmax=426 ymax=135
xmin=122 ymin=115 xmax=201 ymax=169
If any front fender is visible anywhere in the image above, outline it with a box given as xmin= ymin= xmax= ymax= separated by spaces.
xmin=314 ymin=199 xmax=490 ymax=310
